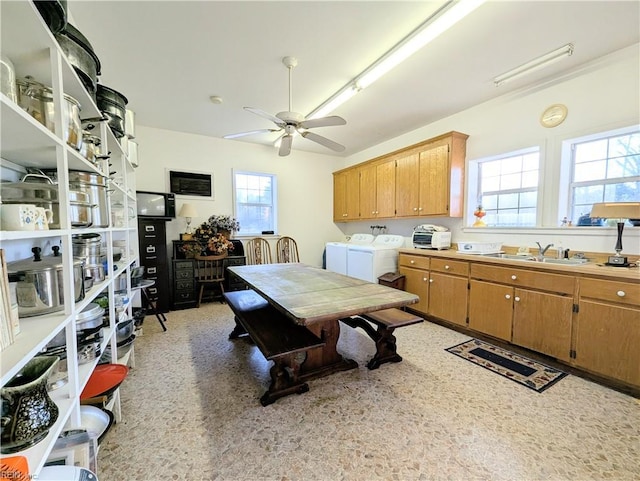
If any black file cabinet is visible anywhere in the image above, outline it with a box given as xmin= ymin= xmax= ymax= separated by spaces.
xmin=138 ymin=219 xmax=170 ymax=313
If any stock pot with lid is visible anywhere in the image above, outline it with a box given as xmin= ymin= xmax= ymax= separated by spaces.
xmin=7 ymin=246 xmax=85 ymax=317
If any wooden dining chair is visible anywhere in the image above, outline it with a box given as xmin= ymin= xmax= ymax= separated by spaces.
xmin=245 ymin=238 xmax=272 ymax=265
xmin=276 ymin=236 xmax=300 ymax=263
xmin=194 ymin=253 xmax=227 ymax=306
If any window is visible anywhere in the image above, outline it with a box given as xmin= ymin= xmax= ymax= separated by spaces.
xmin=233 ymin=170 xmax=277 ymax=235
xmin=568 ymin=127 xmax=640 ymax=222
xmin=474 ymin=148 xmax=540 ymax=227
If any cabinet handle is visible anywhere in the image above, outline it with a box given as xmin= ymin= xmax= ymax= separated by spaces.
xmin=372 ymin=211 xmax=376 ymax=215
xmin=423 ymin=277 xmax=428 ymax=282
xmin=410 ymin=260 xmax=415 ymax=264
xmin=511 ymin=275 xmax=517 ymax=280
xmin=429 ymin=278 xmax=433 ymax=283
xmin=617 ymin=290 xmax=626 ymax=297
xmin=343 ymin=213 xmax=348 ymax=217
xmin=413 ymin=207 xmax=418 ymax=211
xmin=418 ymin=207 xmax=423 ymax=211
xmin=505 ymin=294 xmax=511 ymax=300
xmin=147 ymin=267 xmax=157 ymax=274
xmin=514 ymin=296 xmax=520 ymax=302
xmin=445 ymin=265 xmax=450 ymax=270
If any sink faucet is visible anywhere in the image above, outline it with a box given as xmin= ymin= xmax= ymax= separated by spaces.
xmin=536 ymin=242 xmax=554 ymax=261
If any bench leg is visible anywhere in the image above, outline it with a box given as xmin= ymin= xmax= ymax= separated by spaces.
xmin=260 ymin=352 xmax=309 ymax=406
xmin=367 ymin=326 xmax=402 ymax=370
xmin=341 ymin=317 xmax=402 ymax=370
xmin=228 ymin=317 xmax=248 ymax=339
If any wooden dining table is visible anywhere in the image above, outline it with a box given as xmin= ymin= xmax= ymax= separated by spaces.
xmin=227 ymin=263 xmax=419 ymax=381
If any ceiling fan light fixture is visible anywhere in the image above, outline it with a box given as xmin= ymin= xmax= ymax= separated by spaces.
xmin=493 ymin=43 xmax=574 ymax=87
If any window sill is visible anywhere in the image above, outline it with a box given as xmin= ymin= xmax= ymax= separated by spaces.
xmin=461 ymin=226 xmax=640 ymax=236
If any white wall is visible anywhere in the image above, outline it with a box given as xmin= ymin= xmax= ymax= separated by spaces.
xmin=134 ymin=45 xmax=639 ymax=261
xmin=134 ymin=126 xmax=344 ymax=267
xmin=336 ymin=45 xmax=640 ymax=255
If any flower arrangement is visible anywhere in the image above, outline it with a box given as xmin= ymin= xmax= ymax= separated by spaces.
xmin=180 ymin=242 xmax=205 ymax=258
xmin=206 ymin=233 xmax=235 ymax=255
xmin=207 ymin=215 xmax=240 ymax=234
xmin=193 ymin=222 xmax=217 ymax=243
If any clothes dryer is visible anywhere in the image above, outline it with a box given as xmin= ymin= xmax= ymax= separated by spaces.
xmin=325 ymin=233 xmax=374 ymax=275
xmin=346 ymin=234 xmax=406 ymax=282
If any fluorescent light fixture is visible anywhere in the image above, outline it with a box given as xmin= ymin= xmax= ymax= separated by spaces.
xmin=309 ymin=85 xmax=359 ymax=120
xmin=356 ymin=0 xmax=486 ymax=89
xmin=493 ymin=43 xmax=574 ymax=87
xmin=307 ymin=0 xmax=486 ymax=118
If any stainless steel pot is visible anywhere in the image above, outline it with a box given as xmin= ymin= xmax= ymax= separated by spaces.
xmin=115 ymin=319 xmax=134 ymax=343
xmin=7 ymin=247 xmax=85 ymax=317
xmin=84 ymin=264 xmax=105 ymax=283
xmin=16 ymin=76 xmax=83 ymax=150
xmin=76 ymin=302 xmax=104 ymax=331
xmin=79 ymin=131 xmax=102 ymax=164
xmin=41 ymin=170 xmax=109 ymax=227
xmin=72 ymin=233 xmax=102 ymax=257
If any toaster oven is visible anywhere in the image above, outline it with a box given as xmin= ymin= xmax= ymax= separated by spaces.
xmin=412 ymin=225 xmax=451 ymax=250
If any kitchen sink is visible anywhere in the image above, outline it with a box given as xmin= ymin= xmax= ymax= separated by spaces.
xmin=484 ymin=253 xmax=589 ymax=265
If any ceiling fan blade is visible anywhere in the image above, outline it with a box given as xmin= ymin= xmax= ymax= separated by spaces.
xmin=298 ymin=115 xmax=346 ymax=129
xmin=244 ymin=107 xmax=286 ymax=127
xmin=279 ymin=134 xmax=293 ymax=156
xmin=223 ymin=128 xmax=281 ymax=139
xmin=300 ymin=131 xmax=345 ymax=152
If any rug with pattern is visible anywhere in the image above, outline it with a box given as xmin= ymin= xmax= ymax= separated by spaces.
xmin=445 ymin=339 xmax=568 ymax=392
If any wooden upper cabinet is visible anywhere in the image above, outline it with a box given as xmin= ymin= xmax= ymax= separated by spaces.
xmin=359 ymin=160 xmax=396 ymax=219
xmin=395 ymin=152 xmax=420 ymax=217
xmin=332 ymin=131 xmax=467 ymax=221
xmin=333 ymin=169 xmax=360 ymax=221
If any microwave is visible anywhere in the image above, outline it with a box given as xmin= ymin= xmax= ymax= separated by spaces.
xmin=136 ymin=191 xmax=176 ymax=219
xmin=412 ymin=227 xmax=451 ymax=250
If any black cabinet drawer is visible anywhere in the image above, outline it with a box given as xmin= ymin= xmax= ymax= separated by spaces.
xmin=141 ymin=244 xmax=167 ymax=263
xmin=175 ymin=269 xmax=193 ymax=281
xmin=174 ymin=259 xmax=194 ymax=271
xmin=175 ymin=290 xmax=196 ymax=302
xmin=176 ymin=279 xmax=194 ymax=290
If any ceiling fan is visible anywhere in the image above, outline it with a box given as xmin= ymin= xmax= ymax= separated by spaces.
xmin=224 ymin=56 xmax=347 ymax=156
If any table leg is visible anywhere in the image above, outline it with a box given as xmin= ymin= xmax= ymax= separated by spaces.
xmin=298 ymin=319 xmax=357 ymax=381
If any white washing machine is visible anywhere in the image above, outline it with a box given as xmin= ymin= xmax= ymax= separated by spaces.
xmin=325 ymin=233 xmax=374 ymax=275
xmin=346 ymin=234 xmax=406 ymax=282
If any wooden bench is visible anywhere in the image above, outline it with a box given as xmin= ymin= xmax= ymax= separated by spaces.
xmin=225 ymin=289 xmax=325 ymax=406
xmin=340 ymin=308 xmax=423 ymax=370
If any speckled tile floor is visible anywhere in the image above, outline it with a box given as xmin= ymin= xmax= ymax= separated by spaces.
xmin=98 ymin=303 xmax=639 ymax=481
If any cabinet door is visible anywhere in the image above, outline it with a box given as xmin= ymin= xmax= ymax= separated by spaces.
xmin=419 ymin=145 xmax=450 ymax=216
xmin=333 ymin=170 xmax=360 ymax=221
xmin=428 ymin=272 xmax=468 ymax=327
xmin=512 ymin=288 xmax=573 ymax=361
xmin=359 ymin=164 xmax=377 ymax=219
xmin=575 ymin=300 xmax=640 ymax=386
xmin=333 ymin=172 xmax=347 ymax=221
xmin=376 ymin=160 xmax=396 ymax=218
xmin=399 ymin=266 xmax=429 ymax=313
xmin=468 ymin=280 xmax=513 ymax=341
xmin=395 ymin=152 xmax=420 ymax=217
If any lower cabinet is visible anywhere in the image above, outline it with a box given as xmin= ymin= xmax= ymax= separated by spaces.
xmin=468 ymin=264 xmax=574 ymax=361
xmin=399 ymin=254 xmax=430 ymax=313
xmin=574 ymin=278 xmax=640 ymax=386
xmin=428 ymin=258 xmax=468 ymax=327
xmin=173 ymin=259 xmax=197 ymax=309
xmin=399 ymin=250 xmax=639 ymax=390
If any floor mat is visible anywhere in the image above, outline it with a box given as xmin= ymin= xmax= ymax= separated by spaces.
xmin=445 ymin=338 xmax=568 ymax=392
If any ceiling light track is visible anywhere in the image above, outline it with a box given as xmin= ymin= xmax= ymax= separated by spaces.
xmin=307 ymin=0 xmax=486 ymax=120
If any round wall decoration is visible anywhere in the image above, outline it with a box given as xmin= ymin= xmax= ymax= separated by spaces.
xmin=540 ymin=104 xmax=568 ymax=128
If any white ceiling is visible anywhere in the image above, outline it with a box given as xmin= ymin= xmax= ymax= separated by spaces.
xmin=67 ymin=1 xmax=640 ymax=157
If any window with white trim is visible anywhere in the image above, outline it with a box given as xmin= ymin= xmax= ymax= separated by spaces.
xmin=568 ymin=127 xmax=640 ymax=223
xmin=233 ymin=170 xmax=278 ymax=235
xmin=473 ymin=147 xmax=540 ymax=227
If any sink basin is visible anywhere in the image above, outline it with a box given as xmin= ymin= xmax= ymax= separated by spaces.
xmin=542 ymin=258 xmax=589 ymax=265
xmin=484 ymin=253 xmax=589 ymax=265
